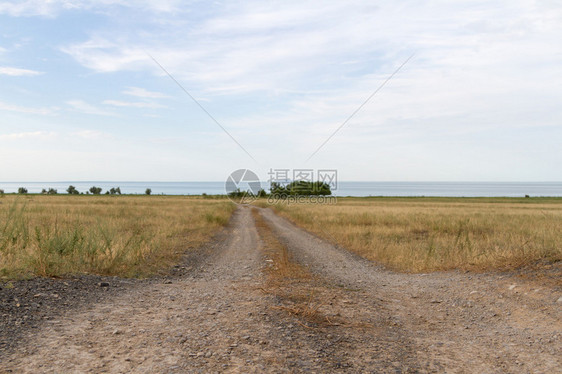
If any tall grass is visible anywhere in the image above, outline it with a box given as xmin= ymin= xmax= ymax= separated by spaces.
xmin=0 ymin=195 xmax=235 ymax=278
xmin=264 ymin=197 xmax=562 ymax=272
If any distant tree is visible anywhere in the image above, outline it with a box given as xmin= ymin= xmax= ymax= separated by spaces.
xmin=109 ymin=187 xmax=122 ymax=195
xmin=47 ymin=188 xmax=57 ymax=195
xmin=41 ymin=188 xmax=47 ymax=194
xmin=257 ymin=188 xmax=268 ymax=198
xmin=89 ymin=186 xmax=102 ymax=195
xmin=18 ymin=187 xmax=28 ymax=194
xmin=145 ymin=188 xmax=152 ymax=195
xmin=105 ymin=191 xmax=110 ymax=195
xmin=0 ymin=189 xmax=4 ymax=195
xmin=270 ymin=181 xmax=331 ymax=197
xmin=67 ymin=185 xmax=79 ymax=195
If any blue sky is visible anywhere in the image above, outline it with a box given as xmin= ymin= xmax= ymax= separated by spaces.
xmin=1 ymin=0 xmax=561 ymax=182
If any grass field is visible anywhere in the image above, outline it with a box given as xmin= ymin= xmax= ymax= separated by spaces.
xmin=0 ymin=195 xmax=235 ymax=279
xmin=262 ymin=197 xmax=562 ymax=273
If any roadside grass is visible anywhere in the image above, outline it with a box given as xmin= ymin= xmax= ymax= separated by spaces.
xmin=0 ymin=195 xmax=235 ymax=279
xmin=258 ymin=197 xmax=562 ymax=273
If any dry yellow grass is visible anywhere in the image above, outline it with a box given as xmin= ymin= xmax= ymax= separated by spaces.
xmin=0 ymin=194 xmax=235 ymax=278
xmin=252 ymin=208 xmax=340 ymax=327
xmin=263 ymin=197 xmax=562 ymax=273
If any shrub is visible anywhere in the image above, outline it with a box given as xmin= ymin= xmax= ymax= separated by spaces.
xmin=145 ymin=188 xmax=152 ymax=195
xmin=17 ymin=187 xmax=28 ymax=194
xmin=47 ymin=188 xmax=57 ymax=195
xmin=89 ymin=186 xmax=102 ymax=195
xmin=109 ymin=187 xmax=122 ymax=195
xmin=67 ymin=185 xmax=79 ymax=195
xmin=270 ymin=181 xmax=331 ymax=196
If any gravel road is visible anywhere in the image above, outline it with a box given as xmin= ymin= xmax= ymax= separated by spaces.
xmin=1 ymin=205 xmax=560 ymax=373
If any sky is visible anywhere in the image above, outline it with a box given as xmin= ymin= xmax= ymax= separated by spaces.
xmin=0 ymin=0 xmax=561 ymax=182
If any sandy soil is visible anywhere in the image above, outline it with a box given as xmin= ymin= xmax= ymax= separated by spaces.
xmin=1 ymin=205 xmax=560 ymax=373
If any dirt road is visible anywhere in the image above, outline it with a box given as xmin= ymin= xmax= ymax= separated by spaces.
xmin=2 ymin=206 xmax=561 ymax=373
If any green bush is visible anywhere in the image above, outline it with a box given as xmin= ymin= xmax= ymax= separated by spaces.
xmin=270 ymin=181 xmax=331 ymax=196
xmin=67 ymin=185 xmax=79 ymax=195
xmin=109 ymin=187 xmax=122 ymax=195
xmin=89 ymin=186 xmax=102 ymax=195
xmin=17 ymin=187 xmax=28 ymax=194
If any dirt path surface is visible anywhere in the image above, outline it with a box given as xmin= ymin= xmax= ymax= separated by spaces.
xmin=2 ymin=206 xmax=561 ymax=373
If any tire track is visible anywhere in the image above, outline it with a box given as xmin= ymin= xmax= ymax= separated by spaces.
xmin=260 ymin=207 xmax=562 ymax=373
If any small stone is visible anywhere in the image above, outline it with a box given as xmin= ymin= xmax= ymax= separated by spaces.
xmin=163 ymin=280 xmax=172 ymax=284
xmin=98 ymin=282 xmax=110 ymax=287
xmin=430 ymin=300 xmax=442 ymax=304
xmin=112 ymin=329 xmax=121 ymax=335
xmin=205 ymin=351 xmax=212 ymax=358
xmin=557 ymin=296 xmax=562 ymax=303
xmin=242 ymin=335 xmax=250 ymax=340
xmin=508 ymin=284 xmax=516 ymax=290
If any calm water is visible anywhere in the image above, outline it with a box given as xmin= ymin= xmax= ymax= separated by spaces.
xmin=0 ymin=181 xmax=561 ymax=197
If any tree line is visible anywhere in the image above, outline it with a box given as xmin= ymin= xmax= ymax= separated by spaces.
xmin=3 ymin=186 xmax=153 ymax=195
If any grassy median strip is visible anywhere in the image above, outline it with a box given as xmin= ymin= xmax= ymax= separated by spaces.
xmin=252 ymin=208 xmax=344 ymax=328
xmin=0 ymin=195 xmax=235 ymax=279
xmin=262 ymin=197 xmax=562 ymax=273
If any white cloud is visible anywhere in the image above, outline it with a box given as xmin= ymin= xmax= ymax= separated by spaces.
xmin=66 ymin=100 xmax=116 ymax=116
xmin=122 ymin=86 xmax=168 ymax=99
xmin=0 ymin=0 xmax=181 ymax=17
xmin=103 ymin=99 xmax=166 ymax=109
xmin=0 ymin=66 xmax=43 ymax=76
xmin=72 ymin=129 xmax=113 ymax=140
xmin=0 ymin=100 xmax=55 ymax=115
xmin=58 ymin=0 xmax=561 ymax=103
xmin=0 ymin=131 xmax=55 ymax=140
xmin=60 ymin=39 xmax=149 ymax=72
